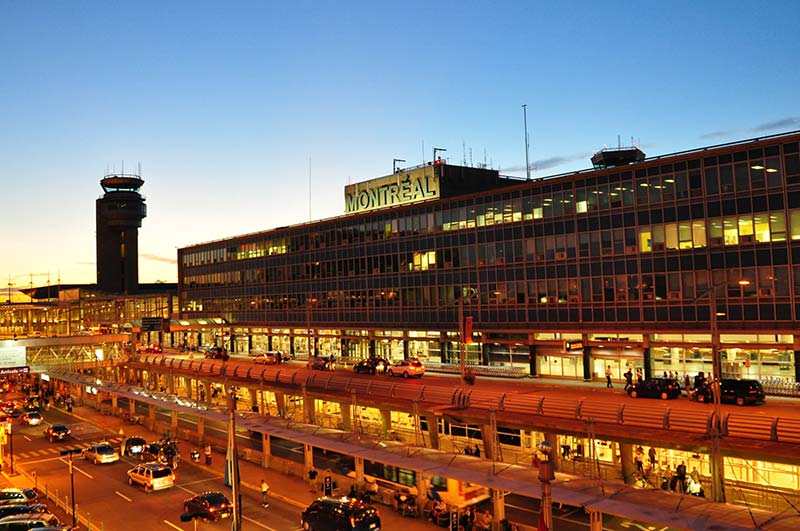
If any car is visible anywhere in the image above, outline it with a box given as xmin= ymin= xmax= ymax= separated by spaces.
xmin=143 ymin=343 xmax=163 ymax=353
xmin=353 ymin=358 xmax=389 ymax=375
xmin=311 ymin=356 xmax=335 ymax=371
xmin=83 ymin=443 xmax=120 ymax=464
xmin=183 ymin=491 xmax=232 ymax=522
xmin=692 ymin=378 xmax=766 ymax=406
xmin=0 ymin=503 xmax=47 ymax=519
xmin=0 ymin=512 xmax=64 ymax=531
xmin=301 ymin=496 xmax=381 ymax=531
xmin=20 ymin=412 xmax=43 ymax=426
xmin=127 ymin=463 xmax=175 ymax=493
xmin=0 ymin=489 xmax=37 ymax=506
xmin=252 ymin=351 xmax=280 ymax=365
xmin=386 ymin=359 xmax=426 ymax=378
xmin=204 ymin=346 xmax=229 ymax=361
xmin=626 ymin=378 xmax=682 ymax=399
xmin=43 ymin=424 xmax=71 ymax=442
xmin=122 ymin=436 xmax=148 ymax=457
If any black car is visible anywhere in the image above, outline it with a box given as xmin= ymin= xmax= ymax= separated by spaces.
xmin=353 ymin=358 xmax=389 ymax=375
xmin=43 ymin=424 xmax=71 ymax=442
xmin=692 ymin=378 xmax=766 ymax=406
xmin=123 ymin=436 xmax=148 ymax=457
xmin=626 ymin=378 xmax=682 ymax=400
xmin=204 ymin=347 xmax=229 ymax=361
xmin=301 ymin=497 xmax=381 ymax=531
xmin=0 ymin=504 xmax=47 ymax=519
xmin=183 ymin=491 xmax=232 ymax=522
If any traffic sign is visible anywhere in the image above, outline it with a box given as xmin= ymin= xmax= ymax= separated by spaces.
xmin=141 ymin=317 xmax=163 ymax=331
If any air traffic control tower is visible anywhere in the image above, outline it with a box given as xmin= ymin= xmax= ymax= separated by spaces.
xmin=96 ymin=173 xmax=147 ymax=294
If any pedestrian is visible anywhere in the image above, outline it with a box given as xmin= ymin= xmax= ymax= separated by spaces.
xmin=624 ymin=368 xmax=633 ymax=391
xmin=675 ymin=461 xmax=687 ymax=493
xmin=204 ymin=443 xmax=212 ymax=465
xmin=308 ymin=467 xmax=319 ymax=492
xmin=634 ymin=446 xmax=645 ymax=477
xmin=349 ymin=484 xmax=358 ymax=499
xmin=605 ymin=365 xmax=613 ymax=388
xmin=464 ymin=446 xmax=473 ymax=456
xmin=636 ymin=368 xmax=643 ymax=384
xmin=199 ymin=386 xmax=206 ymax=402
xmin=648 ymin=447 xmax=657 ymax=468
xmin=261 ymin=479 xmax=270 ymax=507
xmin=684 ymin=373 xmax=691 ymax=397
xmin=473 ymin=444 xmax=481 ymax=457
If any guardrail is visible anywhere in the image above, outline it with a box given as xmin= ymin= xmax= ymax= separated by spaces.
xmin=134 ymin=356 xmax=800 ymax=446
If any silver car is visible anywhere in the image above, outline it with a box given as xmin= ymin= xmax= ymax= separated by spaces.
xmin=83 ymin=443 xmax=120 ymax=464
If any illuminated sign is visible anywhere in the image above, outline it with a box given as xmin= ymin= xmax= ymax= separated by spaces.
xmin=345 ymin=166 xmax=439 ymax=214
xmin=0 ymin=346 xmax=26 ymax=369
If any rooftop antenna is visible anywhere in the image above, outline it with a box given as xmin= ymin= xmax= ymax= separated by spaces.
xmin=421 ymin=140 xmax=425 ymax=165
xmin=122 ymin=160 xmax=124 ymax=175
xmin=469 ymin=148 xmax=473 ymax=168
xmin=618 ymin=135 xmax=621 ymax=149
xmin=523 ymin=104 xmax=531 ymax=180
xmin=138 ymin=162 xmax=142 ymax=177
xmin=462 ymin=140 xmax=466 ymax=166
xmin=308 ymin=157 xmax=312 ymax=222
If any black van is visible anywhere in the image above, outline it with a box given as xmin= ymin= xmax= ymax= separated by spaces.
xmin=693 ymin=378 xmax=766 ymax=406
xmin=301 ymin=497 xmax=381 ymax=531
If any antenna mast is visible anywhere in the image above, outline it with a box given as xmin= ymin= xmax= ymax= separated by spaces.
xmin=523 ymin=104 xmax=531 ymax=180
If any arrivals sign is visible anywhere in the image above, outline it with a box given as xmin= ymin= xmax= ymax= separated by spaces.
xmin=345 ymin=166 xmax=440 ymax=214
xmin=0 ymin=346 xmax=26 ymax=369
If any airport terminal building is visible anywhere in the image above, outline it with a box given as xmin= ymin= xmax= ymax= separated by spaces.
xmin=177 ymin=131 xmax=800 ymax=384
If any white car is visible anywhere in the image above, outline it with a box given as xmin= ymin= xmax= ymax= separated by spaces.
xmin=386 ymin=359 xmax=426 ymax=378
xmin=83 ymin=443 xmax=120 ymax=464
xmin=21 ymin=412 xmax=43 ymax=426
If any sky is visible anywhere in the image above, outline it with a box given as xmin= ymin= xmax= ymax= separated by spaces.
xmin=1 ymin=1 xmax=799 ymax=291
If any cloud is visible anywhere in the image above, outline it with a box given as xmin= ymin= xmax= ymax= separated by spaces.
xmin=141 ymin=253 xmax=177 ymax=265
xmin=503 ymin=153 xmax=589 ymax=174
xmin=698 ymin=129 xmax=740 ymax=140
xmin=751 ymin=117 xmax=800 ymax=132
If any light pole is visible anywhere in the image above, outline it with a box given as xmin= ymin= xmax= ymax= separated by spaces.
xmin=8 ymin=422 xmax=12 ymax=475
xmin=695 ymin=271 xmax=750 ymax=503
xmin=60 ymin=448 xmax=82 ymax=527
xmin=537 ymin=440 xmax=555 ymax=531
xmin=433 ymin=147 xmax=446 ymax=165
xmin=393 ymin=158 xmax=405 ymax=173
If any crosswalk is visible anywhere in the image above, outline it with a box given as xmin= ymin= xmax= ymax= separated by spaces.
xmin=15 ymin=435 xmax=124 ymax=459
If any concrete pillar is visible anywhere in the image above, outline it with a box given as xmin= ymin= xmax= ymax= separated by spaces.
xmin=129 ymin=400 xmax=136 ymax=418
xmin=415 ymin=470 xmax=427 ymax=515
xmin=480 ymin=422 xmax=496 ymax=460
xmin=380 ymin=409 xmax=392 ymax=436
xmin=643 ymin=347 xmax=652 ymax=380
xmin=167 ymin=371 xmax=175 ymax=394
xmin=197 ymin=417 xmax=205 ymax=442
xmin=303 ymin=388 xmax=316 ymax=424
xmin=424 ymin=415 xmax=439 ymax=449
xmin=275 ymin=392 xmax=288 ymax=417
xmin=355 ymin=456 xmax=364 ymax=483
xmin=111 ymin=395 xmax=118 ymax=410
xmin=620 ymin=442 xmax=636 ymax=484
xmin=587 ymin=508 xmax=602 ymax=531
xmin=340 ymin=401 xmax=352 ymax=431
xmin=528 ymin=345 xmax=537 ymax=377
xmin=304 ymin=443 xmax=314 ymax=470
xmin=148 ymin=404 xmax=156 ymax=427
xmin=262 ymin=433 xmax=271 ymax=469
xmin=491 ymin=488 xmax=505 ymax=531
xmin=249 ymin=387 xmax=259 ymax=413
xmin=582 ymin=345 xmax=592 ymax=381
xmin=403 ymin=340 xmax=409 ymax=360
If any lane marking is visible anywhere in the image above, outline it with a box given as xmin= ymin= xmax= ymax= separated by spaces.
xmin=115 ymin=491 xmax=132 ymax=502
xmin=162 ymin=520 xmax=183 ymax=530
xmin=23 ymin=435 xmax=31 ymax=442
xmin=242 ymin=515 xmax=276 ymax=530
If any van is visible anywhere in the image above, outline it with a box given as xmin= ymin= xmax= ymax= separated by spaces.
xmin=127 ymin=463 xmax=176 ymax=492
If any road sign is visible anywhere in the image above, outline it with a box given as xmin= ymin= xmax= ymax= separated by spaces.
xmin=141 ymin=317 xmax=163 ymax=332
xmin=0 ymin=367 xmax=29 ymax=375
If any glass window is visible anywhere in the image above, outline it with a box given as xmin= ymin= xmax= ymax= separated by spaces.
xmin=723 ymin=217 xmax=739 ymax=245
xmin=665 ymin=223 xmax=679 ymax=250
xmin=639 ymin=226 xmax=652 ymax=252
xmin=771 ymin=211 xmax=787 ymax=241
xmin=790 ymin=209 xmax=800 ymax=240
xmin=765 ymin=157 xmax=782 ymax=188
xmin=754 ymin=213 xmax=771 ymax=242
xmin=692 ymin=220 xmax=707 ymax=248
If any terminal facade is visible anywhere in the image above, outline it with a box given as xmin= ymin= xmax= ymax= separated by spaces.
xmin=177 ymin=131 xmax=800 ymax=385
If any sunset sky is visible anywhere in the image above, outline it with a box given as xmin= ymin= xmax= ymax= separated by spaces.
xmin=2 ymin=1 xmax=798 ymax=291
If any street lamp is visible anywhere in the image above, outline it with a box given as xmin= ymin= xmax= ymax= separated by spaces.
xmin=536 ymin=440 xmax=555 ymax=531
xmin=60 ymin=448 xmax=82 ymax=527
xmin=694 ymin=271 xmax=750 ymax=503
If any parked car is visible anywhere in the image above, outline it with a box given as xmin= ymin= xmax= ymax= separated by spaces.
xmin=20 ymin=412 xmax=43 ymax=426
xmin=692 ymin=378 xmax=766 ymax=406
xmin=43 ymin=424 xmax=71 ymax=442
xmin=123 ymin=436 xmax=148 ymax=457
xmin=204 ymin=346 xmax=229 ymax=361
xmin=311 ymin=356 xmax=335 ymax=371
xmin=252 ymin=351 xmax=281 ymax=365
xmin=0 ymin=489 xmax=37 ymax=506
xmin=353 ymin=358 xmax=389 ymax=375
xmin=183 ymin=491 xmax=232 ymax=522
xmin=386 ymin=359 xmax=426 ymax=379
xmin=0 ymin=503 xmax=47 ymax=519
xmin=127 ymin=463 xmax=175 ymax=493
xmin=626 ymin=378 xmax=682 ymax=399
xmin=301 ymin=496 xmax=381 ymax=531
xmin=0 ymin=512 xmax=64 ymax=531
xmin=83 ymin=443 xmax=120 ymax=464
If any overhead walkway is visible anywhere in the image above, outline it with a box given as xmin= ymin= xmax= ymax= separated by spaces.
xmin=47 ymin=368 xmax=800 ymax=531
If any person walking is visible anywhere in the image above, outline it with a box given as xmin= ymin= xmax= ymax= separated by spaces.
xmin=204 ymin=443 xmax=212 ymax=465
xmin=605 ymin=365 xmax=613 ymax=388
xmin=635 ymin=367 xmax=643 ymax=384
xmin=624 ymin=367 xmax=633 ymax=391
xmin=634 ymin=446 xmax=645 ymax=477
xmin=261 ymin=479 xmax=270 ymax=507
xmin=473 ymin=444 xmax=481 ymax=457
xmin=648 ymin=447 xmax=657 ymax=468
xmin=684 ymin=373 xmax=691 ymax=397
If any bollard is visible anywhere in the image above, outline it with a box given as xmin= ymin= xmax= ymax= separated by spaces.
xmin=87 ymin=511 xmax=91 ymax=530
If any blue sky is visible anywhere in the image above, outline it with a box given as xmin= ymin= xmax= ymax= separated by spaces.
xmin=1 ymin=1 xmax=798 ymax=288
